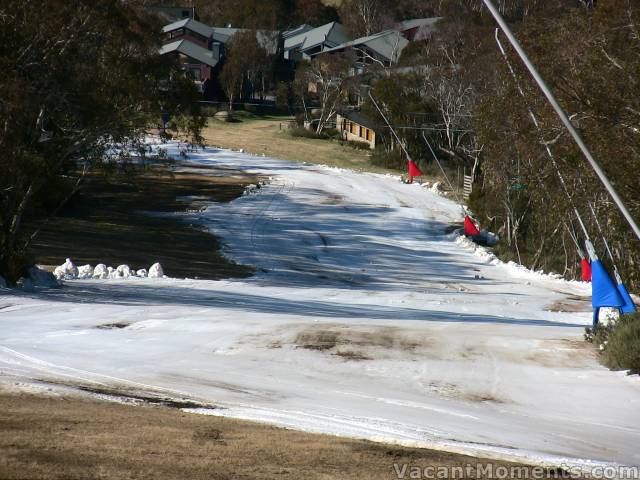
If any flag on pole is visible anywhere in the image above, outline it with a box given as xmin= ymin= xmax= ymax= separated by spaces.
xmin=464 ymin=215 xmax=481 ymax=236
xmin=407 ymin=159 xmax=423 ymax=184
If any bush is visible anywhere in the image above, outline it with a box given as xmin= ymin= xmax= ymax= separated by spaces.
xmin=324 ymin=128 xmax=339 ymax=138
xmin=370 ymin=149 xmax=406 ymax=171
xmin=339 ymin=139 xmax=371 ymax=150
xmin=586 ymin=313 xmax=640 ymax=374
xmin=602 ymin=313 xmax=640 ymax=374
xmin=288 ymin=127 xmax=327 ymax=140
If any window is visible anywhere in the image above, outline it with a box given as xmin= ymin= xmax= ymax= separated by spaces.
xmin=189 ymin=68 xmax=201 ymax=81
xmin=359 ymin=126 xmax=364 ymax=138
xmin=366 ymin=129 xmax=373 ymax=141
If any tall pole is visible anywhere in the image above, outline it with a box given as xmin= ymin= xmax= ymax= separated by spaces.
xmin=481 ymin=0 xmax=640 ymax=242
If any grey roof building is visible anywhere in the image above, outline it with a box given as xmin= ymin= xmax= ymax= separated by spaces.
xmin=396 ymin=17 xmax=442 ymax=41
xmin=284 ymin=22 xmax=350 ymax=61
xmin=159 ymin=39 xmax=219 ymax=68
xmin=162 ymin=18 xmax=214 ymax=39
xmin=321 ymin=30 xmax=409 ymax=66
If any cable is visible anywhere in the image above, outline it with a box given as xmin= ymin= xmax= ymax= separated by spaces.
xmin=494 ymin=30 xmax=596 ymax=257
xmin=368 ymin=91 xmax=412 ymax=161
xmin=483 ymin=0 xmax=640 ymax=242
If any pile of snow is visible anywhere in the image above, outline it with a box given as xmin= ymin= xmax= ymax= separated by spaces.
xmin=148 ymin=262 xmax=163 ymax=278
xmin=52 ymin=259 xmax=165 ymax=281
xmin=92 ymin=264 xmax=108 ymax=279
xmin=0 ymin=275 xmax=6 ymax=289
xmin=53 ymin=258 xmax=78 ymax=280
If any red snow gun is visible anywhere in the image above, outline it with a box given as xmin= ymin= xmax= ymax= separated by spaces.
xmin=580 ymin=258 xmax=592 ymax=282
xmin=407 ymin=159 xmax=423 ymax=184
xmin=464 ymin=215 xmax=481 ymax=237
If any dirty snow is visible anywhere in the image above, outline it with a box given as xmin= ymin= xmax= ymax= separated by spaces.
xmin=1 ymin=141 xmax=639 ymax=471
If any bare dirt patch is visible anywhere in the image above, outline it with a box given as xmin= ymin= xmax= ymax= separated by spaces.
xmin=547 ymin=295 xmax=592 ymax=313
xmin=96 ymin=322 xmax=130 ymax=330
xmin=26 ymin=164 xmax=257 ymax=280
xmin=0 ymin=391 xmax=545 ymax=480
xmin=294 ymin=325 xmax=425 ymax=360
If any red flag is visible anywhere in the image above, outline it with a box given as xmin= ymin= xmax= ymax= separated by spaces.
xmin=408 ymin=159 xmax=423 ymax=177
xmin=581 ymin=258 xmax=592 ymax=282
xmin=464 ymin=215 xmax=481 ymax=236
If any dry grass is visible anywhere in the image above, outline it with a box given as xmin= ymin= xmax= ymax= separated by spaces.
xmin=0 ymin=392 xmax=543 ymax=480
xmin=201 ymin=116 xmax=395 ymax=173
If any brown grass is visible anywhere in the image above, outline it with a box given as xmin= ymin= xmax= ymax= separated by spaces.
xmin=200 ymin=116 xmax=395 ymax=173
xmin=0 ymin=392 xmax=543 ymax=480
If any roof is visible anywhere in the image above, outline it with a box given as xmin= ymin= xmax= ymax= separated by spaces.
xmin=340 ymin=110 xmax=378 ymax=131
xmin=396 ymin=17 xmax=441 ymax=40
xmin=397 ymin=17 xmax=441 ymax=31
xmin=162 ymin=18 xmax=214 ymax=38
xmin=159 ymin=39 xmax=219 ymax=67
xmin=210 ymin=28 xmax=280 ymax=54
xmin=322 ymin=30 xmax=409 ymax=63
xmin=283 ymin=24 xmax=314 ymax=39
xmin=284 ymin=22 xmax=350 ymax=54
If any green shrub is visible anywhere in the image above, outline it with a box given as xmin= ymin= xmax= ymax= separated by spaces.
xmin=602 ymin=313 xmax=640 ymax=374
xmin=288 ymin=127 xmax=327 ymax=140
xmin=324 ymin=128 xmax=339 ymax=138
xmin=370 ymin=149 xmax=405 ymax=171
xmin=341 ymin=140 xmax=371 ymax=150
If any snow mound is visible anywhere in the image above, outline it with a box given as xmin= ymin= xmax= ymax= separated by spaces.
xmin=53 ymin=258 xmax=78 ymax=280
xmin=0 ymin=275 xmax=6 ymax=288
xmin=77 ymin=265 xmax=94 ymax=279
xmin=110 ymin=265 xmax=132 ymax=279
xmin=93 ymin=264 xmax=108 ymax=279
xmin=52 ymin=260 xmax=165 ymax=281
xmin=136 ymin=269 xmax=148 ymax=278
xmin=149 ymin=263 xmax=164 ymax=278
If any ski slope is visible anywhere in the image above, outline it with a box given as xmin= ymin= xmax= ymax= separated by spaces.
xmin=1 ymin=142 xmax=639 ymax=470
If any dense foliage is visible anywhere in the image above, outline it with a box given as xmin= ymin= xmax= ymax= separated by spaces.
xmin=586 ymin=313 xmax=640 ymax=375
xmin=0 ymin=0 xmax=203 ymax=281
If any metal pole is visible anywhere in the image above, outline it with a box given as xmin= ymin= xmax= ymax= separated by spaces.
xmin=482 ymin=0 xmax=640 ymax=242
xmin=368 ymin=91 xmax=412 ymax=160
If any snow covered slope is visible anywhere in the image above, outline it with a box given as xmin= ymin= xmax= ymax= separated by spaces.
xmin=1 ymin=142 xmax=639 ymax=469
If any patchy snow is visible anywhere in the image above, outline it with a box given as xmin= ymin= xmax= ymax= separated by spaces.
xmin=1 ymin=141 xmax=639 ymax=471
